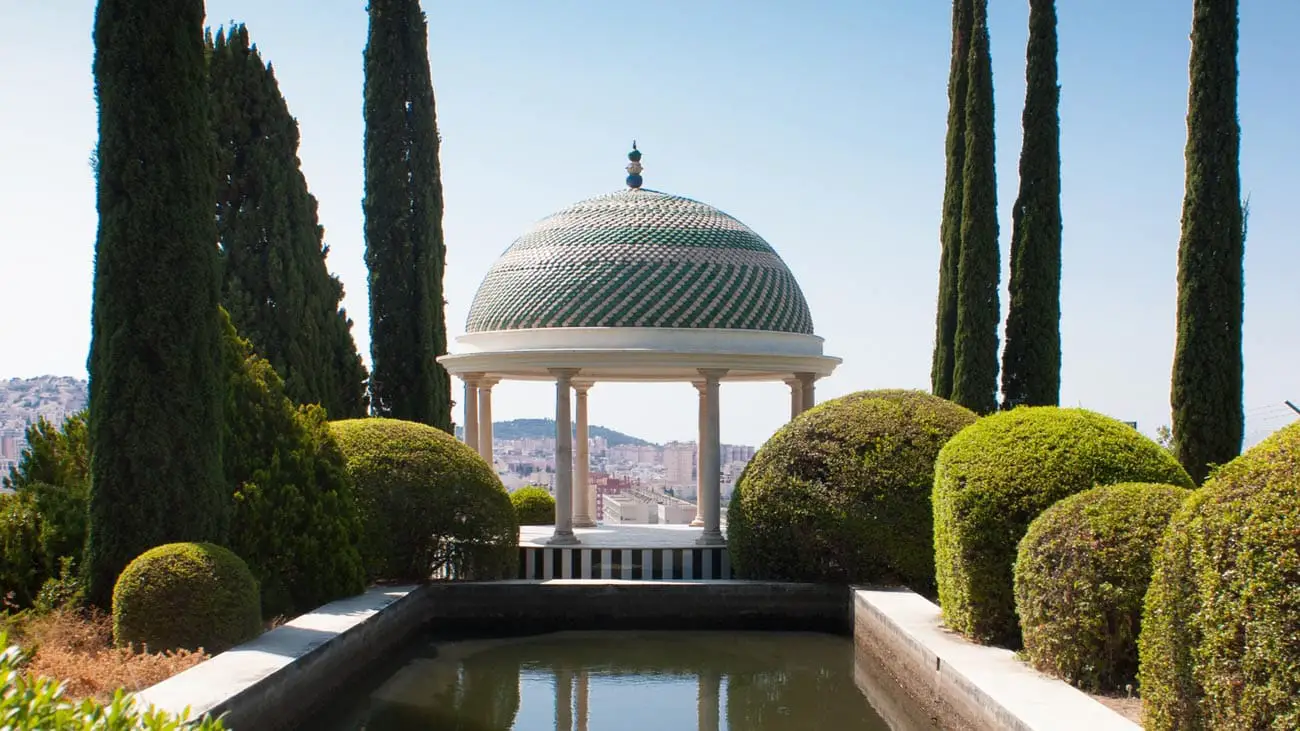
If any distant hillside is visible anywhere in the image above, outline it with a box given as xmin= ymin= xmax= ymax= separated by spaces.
xmin=458 ymin=418 xmax=655 ymax=447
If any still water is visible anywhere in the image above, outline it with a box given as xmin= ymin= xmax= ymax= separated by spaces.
xmin=304 ymin=630 xmax=896 ymax=730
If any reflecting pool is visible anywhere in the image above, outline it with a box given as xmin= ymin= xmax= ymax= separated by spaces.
xmin=301 ymin=630 xmax=897 ymax=730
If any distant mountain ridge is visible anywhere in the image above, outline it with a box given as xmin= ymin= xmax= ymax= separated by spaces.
xmin=457 ymin=418 xmax=655 ymax=447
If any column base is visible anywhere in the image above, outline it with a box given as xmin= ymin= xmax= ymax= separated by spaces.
xmin=695 ymin=530 xmax=725 ymax=547
xmin=689 ymin=516 xmax=705 ymax=527
xmin=546 ymin=530 xmax=581 ymax=546
xmin=572 ymin=517 xmax=597 ymax=528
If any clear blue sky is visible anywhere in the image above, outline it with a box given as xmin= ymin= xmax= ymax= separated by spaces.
xmin=1 ymin=1 xmax=1296 ymax=447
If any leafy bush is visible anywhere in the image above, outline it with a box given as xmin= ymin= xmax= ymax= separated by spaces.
xmin=1 ymin=412 xmax=91 ymax=610
xmin=728 ymin=389 xmax=976 ymax=593
xmin=1 ymin=493 xmax=45 ymax=607
xmin=1139 ymin=422 xmax=1300 ymax=730
xmin=221 ymin=312 xmax=365 ymax=617
xmin=1013 ymin=482 xmax=1188 ymax=691
xmin=510 ymin=486 xmax=556 ymax=526
xmin=112 ymin=542 xmax=261 ymax=654
xmin=933 ymin=407 xmax=1193 ymax=646
xmin=330 ymin=418 xmax=519 ymax=582
xmin=0 ymin=633 xmax=223 ymax=730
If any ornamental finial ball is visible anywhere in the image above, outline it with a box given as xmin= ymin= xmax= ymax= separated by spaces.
xmin=625 ymin=142 xmax=644 ymax=189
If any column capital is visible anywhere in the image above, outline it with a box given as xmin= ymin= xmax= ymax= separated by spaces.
xmin=477 ymin=376 xmax=501 ymax=390
xmin=795 ymin=371 xmax=817 ymax=385
xmin=572 ymin=379 xmax=595 ymax=393
xmin=697 ymin=368 xmax=729 ymax=381
xmin=548 ymin=367 xmax=582 ymax=381
xmin=461 ymin=372 xmax=486 ymax=386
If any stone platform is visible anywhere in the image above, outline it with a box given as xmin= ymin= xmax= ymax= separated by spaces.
xmin=517 ymin=524 xmax=731 ymax=581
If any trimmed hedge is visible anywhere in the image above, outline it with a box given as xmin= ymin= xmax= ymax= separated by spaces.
xmin=728 ymin=389 xmax=977 ymax=592
xmin=330 ymin=418 xmax=518 ymax=582
xmin=112 ymin=542 xmax=261 ymax=654
xmin=933 ymin=407 xmax=1193 ymax=646
xmin=1139 ymin=422 xmax=1300 ymax=730
xmin=1013 ymin=482 xmax=1189 ymax=692
xmin=510 ymin=486 xmax=556 ymax=526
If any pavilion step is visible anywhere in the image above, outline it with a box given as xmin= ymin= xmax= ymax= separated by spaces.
xmin=518 ymin=546 xmax=732 ymax=580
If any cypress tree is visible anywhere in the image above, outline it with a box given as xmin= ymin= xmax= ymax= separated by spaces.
xmin=1000 ymin=0 xmax=1062 ymax=409
xmin=931 ymin=0 xmax=974 ymax=400
xmin=951 ymin=0 xmax=1001 ymax=415
xmin=1171 ymin=0 xmax=1244 ymax=483
xmin=363 ymin=0 xmax=452 ymax=430
xmin=210 ymin=25 xmax=369 ymax=420
xmin=86 ymin=0 xmax=227 ymax=606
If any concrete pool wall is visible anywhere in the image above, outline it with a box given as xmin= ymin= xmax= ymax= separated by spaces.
xmin=135 ymin=581 xmax=1138 ymax=731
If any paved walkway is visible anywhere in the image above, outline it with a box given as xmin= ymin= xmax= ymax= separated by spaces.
xmin=519 ymin=523 xmax=728 ymax=549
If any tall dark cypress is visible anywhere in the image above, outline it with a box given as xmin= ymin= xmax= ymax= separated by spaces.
xmin=363 ymin=0 xmax=452 ymax=430
xmin=1000 ymin=0 xmax=1062 ymax=409
xmin=86 ymin=0 xmax=227 ymax=606
xmin=210 ymin=25 xmax=369 ymax=420
xmin=951 ymin=0 xmax=1001 ymax=416
xmin=931 ymin=0 xmax=974 ymax=400
xmin=1172 ymin=0 xmax=1244 ymax=483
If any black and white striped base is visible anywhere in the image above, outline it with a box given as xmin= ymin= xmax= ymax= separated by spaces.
xmin=518 ymin=546 xmax=732 ymax=580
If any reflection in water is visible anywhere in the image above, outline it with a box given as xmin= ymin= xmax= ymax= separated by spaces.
xmin=306 ymin=631 xmax=892 ymax=731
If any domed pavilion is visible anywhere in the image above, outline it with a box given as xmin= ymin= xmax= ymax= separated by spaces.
xmin=438 ymin=146 xmax=840 ymax=551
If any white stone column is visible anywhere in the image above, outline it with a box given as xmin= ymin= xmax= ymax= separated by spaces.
xmin=785 ymin=377 xmax=804 ymax=419
xmin=697 ymin=670 xmax=721 ymax=731
xmin=573 ymin=382 xmax=595 ymax=528
xmin=576 ymin=670 xmax=590 ymax=731
xmin=798 ymin=372 xmax=816 ymax=413
xmin=549 ymin=369 xmax=580 ymax=545
xmin=476 ymin=378 xmax=498 ymax=463
xmin=697 ymin=369 xmax=727 ymax=546
xmin=463 ymin=374 xmax=481 ymax=452
xmin=690 ymin=381 xmax=706 ymax=527
xmin=555 ymin=668 xmax=574 ymax=731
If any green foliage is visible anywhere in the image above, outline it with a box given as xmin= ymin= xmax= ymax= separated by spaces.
xmin=0 ymin=634 xmax=224 ymax=730
xmin=510 ymin=486 xmax=556 ymax=526
xmin=950 ymin=0 xmax=1001 ymax=415
xmin=1013 ymin=482 xmax=1188 ymax=692
xmin=0 ymin=494 xmax=45 ymax=607
xmin=112 ymin=542 xmax=261 ymax=654
xmin=220 ymin=311 xmax=365 ymax=617
xmin=1139 ymin=422 xmax=1300 ymax=730
xmin=1171 ymin=0 xmax=1244 ymax=485
xmin=364 ymin=0 xmax=452 ymax=429
xmin=87 ymin=0 xmax=228 ymax=608
xmin=210 ymin=24 xmax=369 ymax=420
xmin=933 ymin=407 xmax=1193 ymax=646
xmin=33 ymin=558 xmax=87 ymax=615
xmin=330 ymin=418 xmax=518 ymax=582
xmin=729 ymin=390 xmax=977 ymax=594
xmin=3 ymin=412 xmax=89 ymax=492
xmin=931 ymin=0 xmax=973 ymax=400
xmin=1000 ymin=0 xmax=1062 ymax=409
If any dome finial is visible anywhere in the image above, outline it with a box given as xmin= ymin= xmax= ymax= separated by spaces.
xmin=625 ymin=141 xmax=644 ymax=189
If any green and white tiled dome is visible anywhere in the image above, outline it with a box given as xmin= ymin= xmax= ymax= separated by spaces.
xmin=465 ymin=188 xmax=815 ymax=335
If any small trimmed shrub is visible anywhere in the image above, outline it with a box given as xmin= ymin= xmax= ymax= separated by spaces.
xmin=1139 ymin=422 xmax=1300 ymax=730
xmin=728 ymin=389 xmax=977 ymax=592
xmin=510 ymin=486 xmax=556 ymax=526
xmin=933 ymin=407 xmax=1193 ymax=646
xmin=112 ymin=542 xmax=261 ymax=654
xmin=0 ymin=633 xmax=223 ymax=729
xmin=330 ymin=418 xmax=519 ymax=582
xmin=1013 ymin=482 xmax=1188 ymax=692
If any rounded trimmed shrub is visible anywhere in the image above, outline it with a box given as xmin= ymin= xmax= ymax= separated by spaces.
xmin=1139 ymin=422 xmax=1300 ymax=730
xmin=933 ymin=407 xmax=1193 ymax=647
xmin=510 ymin=486 xmax=555 ymax=526
xmin=728 ymin=389 xmax=977 ymax=592
xmin=112 ymin=542 xmax=261 ymax=653
xmin=1013 ymin=482 xmax=1189 ymax=692
xmin=330 ymin=418 xmax=519 ymax=582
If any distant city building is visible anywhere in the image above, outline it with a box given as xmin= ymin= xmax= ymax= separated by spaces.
xmin=662 ymin=441 xmax=696 ymax=486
